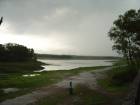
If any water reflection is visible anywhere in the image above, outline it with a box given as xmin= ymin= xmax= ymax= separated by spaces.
xmin=22 ymin=74 xmax=40 ymax=77
xmin=38 ymin=59 xmax=113 ymax=71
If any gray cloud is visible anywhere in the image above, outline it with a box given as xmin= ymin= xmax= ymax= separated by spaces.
xmin=0 ymin=0 xmax=140 ymax=55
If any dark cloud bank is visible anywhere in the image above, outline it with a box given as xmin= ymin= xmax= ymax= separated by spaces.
xmin=0 ymin=0 xmax=139 ymax=55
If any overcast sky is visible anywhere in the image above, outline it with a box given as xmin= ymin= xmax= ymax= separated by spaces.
xmin=0 ymin=0 xmax=140 ymax=56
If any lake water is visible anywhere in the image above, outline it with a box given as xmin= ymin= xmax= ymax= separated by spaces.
xmin=37 ymin=59 xmax=113 ymax=71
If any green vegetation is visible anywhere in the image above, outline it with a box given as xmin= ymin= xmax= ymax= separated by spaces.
xmin=105 ymin=8 xmax=140 ymax=95
xmin=95 ymin=60 xmax=136 ymax=105
xmin=0 ymin=61 xmax=45 ymax=73
xmin=98 ymin=60 xmax=134 ymax=92
xmin=0 ymin=66 xmax=108 ymax=88
xmin=98 ymin=70 xmax=130 ymax=93
xmin=108 ymin=9 xmax=140 ymax=69
xmin=0 ymin=43 xmax=45 ymax=73
xmin=0 ymin=66 xmax=108 ymax=102
xmin=0 ymin=43 xmax=36 ymax=62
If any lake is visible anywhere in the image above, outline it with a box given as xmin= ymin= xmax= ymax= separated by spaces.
xmin=38 ymin=59 xmax=113 ymax=71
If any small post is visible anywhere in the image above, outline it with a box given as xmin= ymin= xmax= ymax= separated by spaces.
xmin=69 ymin=81 xmax=73 ymax=95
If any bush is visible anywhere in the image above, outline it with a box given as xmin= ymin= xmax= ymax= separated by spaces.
xmin=111 ymin=66 xmax=138 ymax=85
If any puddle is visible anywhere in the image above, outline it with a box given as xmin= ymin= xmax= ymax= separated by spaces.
xmin=22 ymin=74 xmax=40 ymax=77
xmin=3 ymin=88 xmax=19 ymax=93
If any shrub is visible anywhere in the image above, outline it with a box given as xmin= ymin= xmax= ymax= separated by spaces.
xmin=111 ymin=66 xmax=138 ymax=85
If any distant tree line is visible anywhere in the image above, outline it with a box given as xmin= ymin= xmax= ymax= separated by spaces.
xmin=108 ymin=9 xmax=140 ymax=69
xmin=0 ymin=43 xmax=36 ymax=62
xmin=37 ymin=54 xmax=120 ymax=60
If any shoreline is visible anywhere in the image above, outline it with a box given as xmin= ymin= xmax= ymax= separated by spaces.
xmin=38 ymin=59 xmax=113 ymax=72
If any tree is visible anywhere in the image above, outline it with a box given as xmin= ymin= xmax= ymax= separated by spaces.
xmin=108 ymin=9 xmax=140 ymax=68
xmin=0 ymin=43 xmax=36 ymax=62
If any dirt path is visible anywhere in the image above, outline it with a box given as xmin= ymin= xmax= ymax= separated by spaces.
xmin=55 ymin=67 xmax=110 ymax=89
xmin=0 ymin=67 xmax=111 ymax=105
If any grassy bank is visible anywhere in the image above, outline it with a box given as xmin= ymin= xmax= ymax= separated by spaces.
xmin=98 ymin=60 xmax=137 ymax=92
xmin=0 ymin=66 xmax=108 ymax=102
xmin=96 ymin=60 xmax=138 ymax=105
xmin=0 ymin=60 xmax=45 ymax=73
xmin=97 ymin=67 xmax=131 ymax=98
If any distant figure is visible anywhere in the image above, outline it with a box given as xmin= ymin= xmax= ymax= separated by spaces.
xmin=0 ymin=17 xmax=3 ymax=26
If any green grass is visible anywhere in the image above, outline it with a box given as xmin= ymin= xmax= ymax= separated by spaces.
xmin=0 ymin=66 xmax=108 ymax=102
xmin=95 ymin=60 xmax=138 ymax=105
xmin=98 ymin=76 xmax=129 ymax=93
xmin=0 ymin=66 xmax=108 ymax=88
xmin=97 ymin=70 xmax=132 ymax=104
xmin=112 ymin=58 xmax=126 ymax=66
xmin=97 ymin=59 xmax=136 ymax=93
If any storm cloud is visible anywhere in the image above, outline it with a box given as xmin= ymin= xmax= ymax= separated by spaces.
xmin=0 ymin=0 xmax=140 ymax=55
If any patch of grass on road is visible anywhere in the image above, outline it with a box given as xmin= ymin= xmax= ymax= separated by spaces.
xmin=35 ymin=85 xmax=110 ymax=105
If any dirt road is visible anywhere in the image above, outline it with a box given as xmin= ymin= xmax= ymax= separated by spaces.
xmin=0 ymin=67 xmax=110 ymax=105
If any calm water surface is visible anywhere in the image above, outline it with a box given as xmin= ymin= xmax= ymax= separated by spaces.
xmin=38 ymin=59 xmax=113 ymax=71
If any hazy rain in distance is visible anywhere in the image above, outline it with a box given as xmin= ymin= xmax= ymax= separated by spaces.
xmin=0 ymin=0 xmax=140 ymax=56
